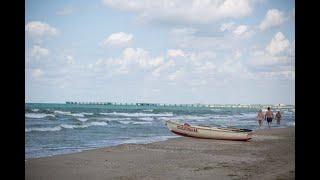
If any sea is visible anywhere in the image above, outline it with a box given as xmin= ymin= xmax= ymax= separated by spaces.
xmin=25 ymin=103 xmax=295 ymax=159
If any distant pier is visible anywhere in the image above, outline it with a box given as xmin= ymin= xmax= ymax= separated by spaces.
xmin=65 ymin=101 xmax=294 ymax=110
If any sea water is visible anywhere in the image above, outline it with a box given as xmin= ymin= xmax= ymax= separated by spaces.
xmin=25 ymin=103 xmax=295 ymax=159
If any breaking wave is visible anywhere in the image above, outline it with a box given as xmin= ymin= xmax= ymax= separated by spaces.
xmin=25 ymin=113 xmax=55 ymax=119
xmin=26 ymin=121 xmax=109 ymax=132
xmin=100 ymin=112 xmax=173 ymax=117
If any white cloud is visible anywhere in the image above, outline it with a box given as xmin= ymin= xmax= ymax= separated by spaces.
xmin=103 ymin=0 xmax=256 ymax=24
xmin=266 ymin=32 xmax=290 ymax=55
xmin=66 ymin=55 xmax=76 ymax=65
xmin=92 ymin=48 xmax=175 ymax=76
xmin=32 ymin=69 xmax=43 ymax=78
xmin=249 ymin=52 xmax=290 ymax=66
xmin=259 ymin=9 xmax=285 ymax=31
xmin=31 ymin=45 xmax=50 ymax=59
xmin=152 ymin=60 xmax=175 ymax=77
xmin=232 ymin=25 xmax=247 ymax=35
xmin=220 ymin=22 xmax=235 ymax=32
xmin=167 ymin=49 xmax=185 ymax=57
xmin=25 ymin=21 xmax=58 ymax=38
xmin=102 ymin=32 xmax=133 ymax=46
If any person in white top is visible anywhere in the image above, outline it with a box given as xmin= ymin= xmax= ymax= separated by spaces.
xmin=256 ymin=109 xmax=264 ymax=128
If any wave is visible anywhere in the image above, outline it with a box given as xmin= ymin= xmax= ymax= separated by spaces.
xmin=61 ymin=122 xmax=108 ymax=129
xmin=138 ymin=117 xmax=154 ymax=121
xmin=77 ymin=118 xmax=89 ymax=122
xmin=25 ymin=126 xmax=62 ymax=132
xmin=71 ymin=113 xmax=85 ymax=117
xmin=100 ymin=112 xmax=173 ymax=117
xmin=132 ymin=122 xmax=152 ymax=125
xmin=54 ymin=111 xmax=94 ymax=117
xmin=26 ymin=121 xmax=109 ymax=132
xmin=25 ymin=113 xmax=55 ymax=119
xmin=54 ymin=110 xmax=72 ymax=115
xmin=31 ymin=109 xmax=39 ymax=112
xmin=82 ymin=112 xmax=94 ymax=115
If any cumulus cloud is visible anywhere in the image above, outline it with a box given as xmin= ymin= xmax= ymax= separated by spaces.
xmin=232 ymin=25 xmax=247 ymax=35
xmin=91 ymin=47 xmax=176 ymax=76
xmin=103 ymin=0 xmax=256 ymax=24
xmin=167 ymin=49 xmax=185 ymax=57
xmin=102 ymin=32 xmax=133 ymax=46
xmin=31 ymin=45 xmax=50 ymax=59
xmin=266 ymin=32 xmax=290 ymax=55
xmin=249 ymin=52 xmax=290 ymax=66
xmin=259 ymin=9 xmax=285 ymax=31
xmin=32 ymin=69 xmax=43 ymax=78
xmin=25 ymin=21 xmax=58 ymax=38
xmin=220 ymin=22 xmax=235 ymax=32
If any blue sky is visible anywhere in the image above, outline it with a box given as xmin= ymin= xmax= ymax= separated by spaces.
xmin=25 ymin=0 xmax=295 ymax=104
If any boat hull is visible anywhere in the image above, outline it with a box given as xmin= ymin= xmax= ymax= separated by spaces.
xmin=166 ymin=120 xmax=252 ymax=141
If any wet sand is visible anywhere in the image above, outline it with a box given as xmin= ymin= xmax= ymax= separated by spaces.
xmin=25 ymin=127 xmax=295 ymax=180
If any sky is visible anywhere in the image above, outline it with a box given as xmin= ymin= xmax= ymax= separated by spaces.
xmin=25 ymin=0 xmax=295 ymax=105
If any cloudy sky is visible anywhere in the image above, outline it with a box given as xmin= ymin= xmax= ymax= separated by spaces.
xmin=25 ymin=0 xmax=295 ymax=104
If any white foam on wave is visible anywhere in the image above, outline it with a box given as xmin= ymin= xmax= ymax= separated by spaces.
xmin=82 ymin=112 xmax=94 ymax=115
xmin=132 ymin=121 xmax=152 ymax=125
xmin=60 ymin=124 xmax=89 ymax=129
xmin=100 ymin=112 xmax=173 ymax=117
xmin=54 ymin=111 xmax=94 ymax=117
xmin=26 ymin=121 xmax=109 ymax=132
xmin=54 ymin=110 xmax=72 ymax=115
xmin=139 ymin=117 xmax=154 ymax=121
xmin=119 ymin=121 xmax=131 ymax=124
xmin=71 ymin=113 xmax=85 ymax=117
xmin=88 ymin=121 xmax=108 ymax=126
xmin=31 ymin=109 xmax=39 ymax=112
xmin=25 ymin=126 xmax=62 ymax=132
xmin=25 ymin=113 xmax=55 ymax=119
xmin=60 ymin=121 xmax=108 ymax=129
xmin=77 ymin=118 xmax=88 ymax=122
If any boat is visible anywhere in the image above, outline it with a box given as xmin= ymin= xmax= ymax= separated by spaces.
xmin=165 ymin=120 xmax=253 ymax=141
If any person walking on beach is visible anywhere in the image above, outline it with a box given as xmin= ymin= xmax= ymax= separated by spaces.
xmin=256 ymin=109 xmax=264 ymax=128
xmin=276 ymin=111 xmax=282 ymax=125
xmin=265 ymin=107 xmax=274 ymax=129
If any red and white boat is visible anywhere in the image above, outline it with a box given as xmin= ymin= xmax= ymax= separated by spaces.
xmin=166 ymin=120 xmax=253 ymax=141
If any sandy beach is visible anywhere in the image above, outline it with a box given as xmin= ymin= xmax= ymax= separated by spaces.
xmin=25 ymin=127 xmax=295 ymax=180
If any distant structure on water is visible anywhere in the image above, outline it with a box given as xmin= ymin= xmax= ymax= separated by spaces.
xmin=65 ymin=101 xmax=294 ymax=111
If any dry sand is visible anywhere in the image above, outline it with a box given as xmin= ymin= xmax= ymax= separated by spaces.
xmin=25 ymin=127 xmax=295 ymax=180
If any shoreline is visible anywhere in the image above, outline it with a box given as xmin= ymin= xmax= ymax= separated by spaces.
xmin=26 ymin=127 xmax=295 ymax=180
xmin=26 ymin=125 xmax=294 ymax=160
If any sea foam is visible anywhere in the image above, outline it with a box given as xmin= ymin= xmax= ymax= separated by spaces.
xmin=25 ymin=113 xmax=55 ymax=119
xmin=100 ymin=112 xmax=173 ymax=117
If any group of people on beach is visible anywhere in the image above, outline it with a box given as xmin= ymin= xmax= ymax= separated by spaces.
xmin=256 ymin=107 xmax=282 ymax=129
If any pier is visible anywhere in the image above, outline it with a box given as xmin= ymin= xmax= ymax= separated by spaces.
xmin=65 ymin=101 xmax=294 ymax=111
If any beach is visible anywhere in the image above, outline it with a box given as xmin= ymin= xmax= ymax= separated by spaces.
xmin=25 ymin=127 xmax=295 ymax=180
